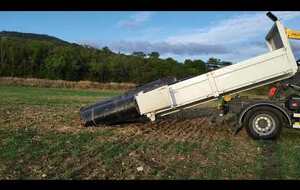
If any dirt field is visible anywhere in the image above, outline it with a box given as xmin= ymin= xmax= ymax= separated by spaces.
xmin=1 ymin=84 xmax=300 ymax=179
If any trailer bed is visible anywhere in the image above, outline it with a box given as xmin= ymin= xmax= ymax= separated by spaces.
xmin=135 ymin=20 xmax=298 ymax=120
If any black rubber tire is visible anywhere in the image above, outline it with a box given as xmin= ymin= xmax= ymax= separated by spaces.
xmin=243 ymin=106 xmax=283 ymax=140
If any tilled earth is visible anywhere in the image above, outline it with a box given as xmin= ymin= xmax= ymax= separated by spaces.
xmin=0 ymin=103 xmax=261 ymax=179
xmin=2 ymin=85 xmax=295 ymax=180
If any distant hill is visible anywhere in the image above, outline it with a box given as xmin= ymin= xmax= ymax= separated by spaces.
xmin=0 ymin=31 xmax=75 ymax=46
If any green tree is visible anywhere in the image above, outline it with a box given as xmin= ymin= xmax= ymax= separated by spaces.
xmin=207 ymin=57 xmax=221 ymax=65
xmin=102 ymin=46 xmax=113 ymax=55
xmin=0 ymin=31 xmax=232 ymax=85
xmin=148 ymin=52 xmax=160 ymax=59
xmin=132 ymin=51 xmax=146 ymax=58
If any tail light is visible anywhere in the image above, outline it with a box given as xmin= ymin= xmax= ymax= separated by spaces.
xmin=268 ymin=87 xmax=277 ymax=98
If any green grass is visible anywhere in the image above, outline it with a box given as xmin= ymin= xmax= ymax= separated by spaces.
xmin=0 ymin=85 xmax=121 ymax=106
xmin=1 ymin=84 xmax=300 ymax=179
xmin=275 ymin=129 xmax=300 ymax=179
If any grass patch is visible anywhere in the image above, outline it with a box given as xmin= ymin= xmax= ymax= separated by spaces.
xmin=0 ymin=85 xmax=121 ymax=106
xmin=1 ymin=83 xmax=300 ymax=179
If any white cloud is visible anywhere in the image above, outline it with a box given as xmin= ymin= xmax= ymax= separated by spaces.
xmin=167 ymin=12 xmax=300 ymax=45
xmin=164 ymin=11 xmax=300 ymax=62
xmin=117 ymin=12 xmax=154 ymax=29
xmin=108 ymin=41 xmax=230 ymax=56
xmin=91 ymin=12 xmax=300 ymax=62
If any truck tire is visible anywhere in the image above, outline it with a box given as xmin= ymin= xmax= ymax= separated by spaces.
xmin=243 ymin=106 xmax=283 ymax=140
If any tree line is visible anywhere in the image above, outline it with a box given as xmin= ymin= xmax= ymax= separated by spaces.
xmin=0 ymin=32 xmax=232 ymax=85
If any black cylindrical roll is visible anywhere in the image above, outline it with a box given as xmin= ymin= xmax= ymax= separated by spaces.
xmin=80 ymin=76 xmax=178 ymax=126
xmin=80 ymin=93 xmax=140 ymax=126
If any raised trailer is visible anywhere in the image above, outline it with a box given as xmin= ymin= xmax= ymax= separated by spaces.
xmin=134 ymin=14 xmax=298 ymax=120
xmin=80 ymin=12 xmax=300 ymax=139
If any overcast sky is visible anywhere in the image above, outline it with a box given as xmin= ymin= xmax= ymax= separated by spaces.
xmin=0 ymin=11 xmax=300 ymax=63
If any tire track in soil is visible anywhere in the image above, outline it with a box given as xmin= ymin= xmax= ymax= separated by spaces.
xmin=259 ymin=140 xmax=281 ymax=179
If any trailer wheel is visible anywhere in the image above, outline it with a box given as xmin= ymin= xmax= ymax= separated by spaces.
xmin=243 ymin=106 xmax=283 ymax=140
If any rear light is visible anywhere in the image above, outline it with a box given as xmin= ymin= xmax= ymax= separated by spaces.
xmin=268 ymin=87 xmax=277 ymax=97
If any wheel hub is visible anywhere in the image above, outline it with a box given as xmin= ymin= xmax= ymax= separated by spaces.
xmin=252 ymin=114 xmax=275 ymax=136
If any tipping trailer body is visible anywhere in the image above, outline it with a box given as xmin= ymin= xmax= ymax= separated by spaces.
xmin=135 ymin=20 xmax=298 ymax=121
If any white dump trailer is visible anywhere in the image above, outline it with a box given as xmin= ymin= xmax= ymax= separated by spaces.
xmin=80 ymin=12 xmax=300 ymax=139
xmin=135 ymin=13 xmax=298 ymax=120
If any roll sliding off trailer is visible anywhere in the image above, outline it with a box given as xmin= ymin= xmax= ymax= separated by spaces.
xmin=80 ymin=12 xmax=300 ymax=140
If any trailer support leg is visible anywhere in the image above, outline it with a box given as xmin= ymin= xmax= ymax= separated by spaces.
xmin=147 ymin=113 xmax=156 ymax=122
xmin=233 ymin=125 xmax=243 ymax=135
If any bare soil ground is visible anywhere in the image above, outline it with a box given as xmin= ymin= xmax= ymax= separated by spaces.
xmin=1 ymin=84 xmax=300 ymax=179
